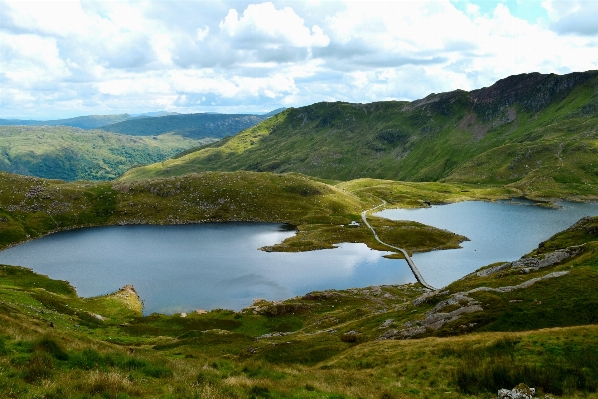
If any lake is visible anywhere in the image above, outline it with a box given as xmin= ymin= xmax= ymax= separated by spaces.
xmin=376 ymin=200 xmax=598 ymax=288
xmin=1 ymin=200 xmax=596 ymax=314
xmin=0 ymin=223 xmax=415 ymax=314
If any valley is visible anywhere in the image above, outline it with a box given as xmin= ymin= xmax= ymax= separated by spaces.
xmin=1 ymin=70 xmax=597 ymax=398
xmin=0 ymin=126 xmax=213 ymax=181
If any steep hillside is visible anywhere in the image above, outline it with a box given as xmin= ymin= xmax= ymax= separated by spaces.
xmin=122 ymin=71 xmax=598 ymax=200
xmin=100 ymin=113 xmax=267 ymax=139
xmin=0 ymin=114 xmax=133 ymax=129
xmin=0 ymin=126 xmax=212 ymax=181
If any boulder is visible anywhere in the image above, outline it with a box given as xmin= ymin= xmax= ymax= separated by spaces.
xmin=498 ymin=383 xmax=535 ymax=399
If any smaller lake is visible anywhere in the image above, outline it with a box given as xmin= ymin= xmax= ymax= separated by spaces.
xmin=0 ymin=223 xmax=415 ymax=314
xmin=376 ymin=200 xmax=598 ymax=288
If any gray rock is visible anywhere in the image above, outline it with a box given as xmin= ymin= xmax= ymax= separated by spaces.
xmin=379 ymin=319 xmax=395 ymax=329
xmin=477 ymin=262 xmax=510 ymax=277
xmin=468 ymin=271 xmax=569 ymax=294
xmin=421 ymin=304 xmax=483 ymax=331
xmin=498 ymin=383 xmax=535 ymax=399
xmin=413 ymin=289 xmax=448 ymax=306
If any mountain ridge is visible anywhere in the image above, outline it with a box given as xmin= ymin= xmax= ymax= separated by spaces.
xmin=120 ymin=70 xmax=598 ymax=201
xmin=100 ymin=112 xmax=268 ymax=139
xmin=0 ymin=114 xmax=133 ymax=129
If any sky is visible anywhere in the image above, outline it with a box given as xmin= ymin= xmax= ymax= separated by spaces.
xmin=1 ymin=0 xmax=597 ymax=120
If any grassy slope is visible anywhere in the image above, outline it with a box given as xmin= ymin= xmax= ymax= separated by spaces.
xmin=121 ymin=72 xmax=598 ymax=200
xmin=0 ymin=126 xmax=213 ymax=181
xmin=0 ymin=170 xmax=519 ymax=255
xmin=1 ymin=216 xmax=598 ymax=398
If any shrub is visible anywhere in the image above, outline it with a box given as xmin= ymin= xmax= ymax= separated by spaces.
xmin=24 ymin=352 xmax=54 ymax=383
xmin=195 ymin=370 xmax=219 ymax=386
xmin=454 ymin=346 xmax=598 ymax=395
xmin=140 ymin=363 xmax=173 ymax=378
xmin=69 ymin=348 xmax=103 ymax=370
xmin=0 ymin=336 xmax=9 ymax=356
xmin=34 ymin=337 xmax=68 ymax=361
xmin=248 ymin=385 xmax=271 ymax=398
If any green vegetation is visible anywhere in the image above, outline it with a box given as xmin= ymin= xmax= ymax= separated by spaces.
xmin=0 ymin=126 xmax=213 ymax=181
xmin=2 ymin=71 xmax=598 ymax=397
xmin=0 ymin=170 xmax=515 ymax=254
xmin=101 ymin=113 xmax=267 ymax=139
xmin=1 ymin=215 xmax=598 ymax=397
xmin=121 ymin=71 xmax=598 ymax=201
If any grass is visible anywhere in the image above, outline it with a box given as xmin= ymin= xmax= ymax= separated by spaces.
xmin=452 ymin=337 xmax=598 ymax=395
xmin=0 ymin=170 xmax=512 ymax=256
xmin=1 ymin=154 xmax=598 ymax=396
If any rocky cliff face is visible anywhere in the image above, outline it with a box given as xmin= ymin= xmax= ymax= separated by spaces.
xmin=404 ymin=71 xmax=598 ymax=122
xmin=470 ymin=71 xmax=598 ymax=119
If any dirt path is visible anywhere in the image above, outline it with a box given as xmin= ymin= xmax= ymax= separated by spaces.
xmin=361 ymin=201 xmax=436 ymax=290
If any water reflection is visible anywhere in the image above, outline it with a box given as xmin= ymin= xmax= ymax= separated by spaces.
xmin=0 ymin=223 xmax=415 ymax=314
xmin=376 ymin=201 xmax=598 ymax=288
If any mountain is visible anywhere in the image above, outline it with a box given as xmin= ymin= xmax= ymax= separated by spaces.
xmin=121 ymin=71 xmax=598 ymax=199
xmin=0 ymin=114 xmax=133 ymax=129
xmin=0 ymin=126 xmax=212 ymax=181
xmin=130 ymin=111 xmax=181 ymax=117
xmin=100 ymin=113 xmax=268 ymax=139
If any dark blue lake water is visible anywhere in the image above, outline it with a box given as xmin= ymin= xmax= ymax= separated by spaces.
xmin=1 ymin=201 xmax=596 ymax=314
xmin=0 ymin=223 xmax=414 ymax=314
xmin=376 ymin=200 xmax=598 ymax=288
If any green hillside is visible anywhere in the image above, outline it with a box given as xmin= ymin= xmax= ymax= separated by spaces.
xmin=0 ymin=171 xmax=511 ymax=254
xmin=101 ymin=113 xmax=267 ymax=139
xmin=0 ymin=126 xmax=212 ymax=181
xmin=1 ymin=208 xmax=597 ymax=398
xmin=0 ymin=114 xmax=133 ymax=129
xmin=121 ymin=71 xmax=598 ymax=200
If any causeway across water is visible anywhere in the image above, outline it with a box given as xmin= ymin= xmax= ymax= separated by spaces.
xmin=361 ymin=201 xmax=436 ymax=290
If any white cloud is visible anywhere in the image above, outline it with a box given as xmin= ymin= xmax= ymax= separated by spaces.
xmin=219 ymin=2 xmax=329 ymax=48
xmin=0 ymin=0 xmax=596 ymax=119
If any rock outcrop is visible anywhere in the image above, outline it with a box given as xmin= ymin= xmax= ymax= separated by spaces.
xmin=498 ymin=383 xmax=536 ymax=399
xmin=378 ymin=247 xmax=576 ymax=340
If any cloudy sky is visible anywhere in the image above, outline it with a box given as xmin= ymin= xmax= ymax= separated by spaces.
xmin=1 ymin=0 xmax=597 ymax=119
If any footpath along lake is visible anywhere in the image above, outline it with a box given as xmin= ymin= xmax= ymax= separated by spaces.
xmin=0 ymin=201 xmax=596 ymax=314
xmin=376 ymin=200 xmax=598 ymax=288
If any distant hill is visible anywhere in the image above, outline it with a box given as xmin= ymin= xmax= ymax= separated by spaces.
xmin=262 ymin=107 xmax=287 ymax=117
xmin=130 ymin=111 xmax=181 ymax=117
xmin=0 ymin=126 xmax=212 ymax=181
xmin=100 ymin=113 xmax=268 ymax=139
xmin=0 ymin=110 xmax=282 ymax=139
xmin=121 ymin=71 xmax=598 ymax=199
xmin=0 ymin=114 xmax=133 ymax=129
